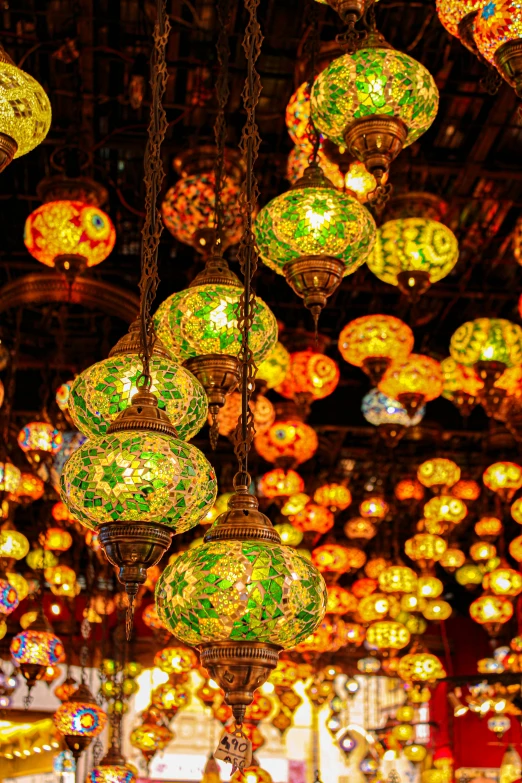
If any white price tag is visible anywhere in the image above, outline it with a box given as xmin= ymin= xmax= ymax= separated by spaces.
xmin=214 ymin=729 xmax=253 ymax=771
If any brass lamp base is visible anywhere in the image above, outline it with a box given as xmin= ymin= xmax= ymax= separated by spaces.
xmin=361 ymin=356 xmax=391 ymax=385
xmin=378 ymin=422 xmax=406 ymax=448
xmin=457 ymin=11 xmax=479 ymax=54
xmin=343 ymin=116 xmax=408 ymax=185
xmin=397 ymin=270 xmax=431 ymax=299
xmin=54 ymin=253 xmax=87 ymax=280
xmin=183 ymin=354 xmax=240 ymax=409
xmin=283 ymin=255 xmax=345 ymax=328
xmin=397 ymin=391 xmax=425 ymax=419
xmin=200 ymin=641 xmax=280 ymax=725
xmin=452 ymin=391 xmax=477 ymax=418
xmin=63 ymin=734 xmax=93 ymax=761
xmin=495 ymin=39 xmax=522 ymax=97
xmin=475 ymin=360 xmax=507 ymax=418
xmin=0 ymin=133 xmax=17 ymax=175
xmin=19 ymin=662 xmax=46 ymax=689
xmin=324 ymin=0 xmax=365 ymax=22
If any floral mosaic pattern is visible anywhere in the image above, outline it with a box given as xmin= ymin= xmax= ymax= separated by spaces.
xmin=450 ymin=318 xmax=522 ymax=367
xmin=362 ymin=389 xmax=425 ymax=427
xmin=435 ymin=0 xmax=487 ymax=37
xmin=254 ymin=419 xmax=318 ymax=465
xmin=0 ymin=61 xmax=51 ymax=157
xmin=155 ymin=540 xmax=327 ymax=648
xmin=338 ymin=314 xmax=414 ymax=367
xmin=474 ymin=0 xmax=522 ymax=64
xmin=10 ymin=630 xmax=65 ymax=666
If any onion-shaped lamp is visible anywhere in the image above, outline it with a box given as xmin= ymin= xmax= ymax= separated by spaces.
xmin=338 ymin=314 xmax=414 ymax=384
xmin=17 ymin=421 xmax=62 ymax=467
xmin=254 ymin=414 xmax=318 ymax=468
xmin=469 ymin=594 xmax=514 ymax=636
xmin=440 ymin=357 xmax=483 ymax=416
xmin=473 ymin=0 xmax=522 ymax=96
xmin=0 ymin=46 xmax=51 ymax=173
xmin=275 ymin=350 xmax=340 ymax=411
xmin=311 ymin=34 xmax=439 ymax=187
xmin=54 ymin=682 xmax=107 ymax=759
xmin=417 ymin=458 xmax=461 ymax=493
xmin=254 ymin=163 xmax=376 ymax=325
xmin=89 ymin=747 xmax=136 ymax=783
xmin=483 ymin=461 xmax=522 ymax=501
xmin=314 ymin=483 xmax=352 ymax=512
xmin=10 ymin=608 xmax=65 ymax=692
xmin=155 ymin=479 xmax=327 ymax=725
xmin=378 ymin=353 xmax=443 ymax=417
xmin=362 ymin=388 xmax=425 ymax=446
xmin=436 ymin=0 xmax=487 ymax=51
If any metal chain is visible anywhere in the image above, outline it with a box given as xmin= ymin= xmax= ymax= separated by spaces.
xmin=138 ymin=0 xmax=171 ymax=390
xmin=233 ymin=0 xmax=263 ymax=478
xmin=211 ymin=0 xmax=232 ymax=255
xmin=304 ymin=0 xmax=321 ymax=165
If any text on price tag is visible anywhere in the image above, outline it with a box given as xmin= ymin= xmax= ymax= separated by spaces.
xmin=214 ymin=730 xmax=253 ymax=771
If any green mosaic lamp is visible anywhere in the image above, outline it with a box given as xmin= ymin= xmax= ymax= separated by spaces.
xmin=67 ymin=319 xmax=208 ymax=441
xmin=311 ymin=31 xmax=439 ymax=188
xmin=60 ymin=387 xmax=217 ymax=610
xmin=153 ymin=254 xmax=277 ymax=444
xmin=254 ymin=162 xmax=376 ymax=324
xmin=155 ymin=475 xmax=327 ymax=725
xmin=450 ymin=318 xmax=522 ymax=418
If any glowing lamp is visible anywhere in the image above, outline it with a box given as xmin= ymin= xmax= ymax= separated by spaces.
xmin=0 ymin=461 xmax=21 ymax=496
xmin=7 ymin=572 xmax=29 ymax=601
xmin=379 ymin=565 xmax=418 ymax=594
xmin=89 ymin=757 xmax=136 ymax=783
xmin=365 ymin=557 xmax=390 ymax=578
xmin=405 ymin=533 xmax=447 ymax=566
xmin=0 ymin=529 xmax=29 ymax=560
xmin=257 ymin=342 xmax=290 ymax=389
xmin=213 ymin=392 xmax=274 ymax=439
xmin=475 ymin=516 xmax=503 ymax=537
xmin=395 ymin=479 xmax=424 ymax=502
xmin=153 ymin=646 xmax=198 ymax=674
xmin=357 ymin=657 xmax=381 ymax=673
xmin=10 ymin=472 xmax=44 ymax=504
xmin=326 ymin=585 xmax=358 ymax=615
xmin=281 ymin=494 xmax=310 ymax=517
xmin=312 ymin=544 xmax=366 ymax=574
xmin=367 ymin=218 xmax=458 ymax=297
xmin=273 ymin=523 xmax=303 ymax=547
xmin=360 ymin=496 xmax=389 ymax=521
xmin=26 ymin=548 xmax=58 ymax=570
xmin=311 ymin=46 xmax=439 ymax=187
xmin=470 ymin=541 xmax=497 ymax=561
xmin=17 ymin=422 xmax=62 ymax=465
xmin=440 ymin=357 xmax=483 ymax=415
xmin=512 ymin=497 xmax=522 ymax=523
xmin=366 ymin=620 xmax=410 ymax=650
xmin=0 ymin=48 xmax=52 ymax=172
xmin=254 ymin=419 xmax=318 ymax=466
xmin=276 ymin=350 xmax=340 ymax=403
xmin=231 ymin=766 xmax=272 ymax=783
xmin=417 ymin=458 xmax=461 ymax=491
xmin=155 ymin=541 xmax=327 ymax=648
xmin=40 ymin=527 xmax=73 ymax=552
xmin=0 ymin=578 xmax=18 ymax=616
xmin=474 ymin=0 xmax=522 ymax=96
xmin=379 ymin=354 xmax=443 ymax=416
xmin=338 ymin=314 xmax=414 ymax=383
xmin=362 ymin=389 xmax=425 ymax=431
xmin=484 ymin=462 xmax=522 ymax=500
xmin=423 ymin=495 xmax=467 ymax=525
xmin=470 ymin=594 xmax=513 ymax=629
xmin=510 ymin=536 xmax=522 ymax=563
xmin=129 ymin=719 xmax=173 ymax=761
xmin=314 ymin=483 xmax=352 ymax=512
xmin=290 ymin=503 xmax=334 ymax=534
xmin=60 ymin=432 xmax=217 ymax=533
xmin=10 ymin=627 xmax=65 ymax=687
xmin=392 ymin=724 xmax=415 ymax=742
xmin=344 ymin=517 xmax=377 ymax=540
xmin=161 ymin=173 xmax=243 ymax=251
xmin=52 ymin=502 xmax=75 ymax=523
xmin=435 ymin=0 xmax=487 ymax=39
xmin=452 ymin=480 xmax=481 ymax=501
xmin=358 ymin=593 xmax=397 ymax=622
xmin=488 ymin=568 xmax=522 ymax=597
xmin=24 ymin=201 xmax=116 ymax=275
xmin=286 ymin=82 xmax=311 ymax=144
xmin=142 ymin=604 xmax=164 ymax=631
xmin=397 ymin=652 xmax=446 ymax=683
xmin=352 ymin=577 xmax=379 ymax=597
xmin=404 ymin=744 xmax=428 ymax=763
xmin=258 ymin=469 xmax=305 ymax=498
xmin=455 ymin=563 xmax=484 ymax=587
xmin=418 ymin=576 xmax=444 ymax=598
xmin=488 ymin=714 xmax=512 ymax=738
xmin=254 ymin=164 xmax=376 ymax=320
xmin=422 ymin=599 xmax=452 ymax=621
xmin=151 ymin=680 xmax=190 ymax=719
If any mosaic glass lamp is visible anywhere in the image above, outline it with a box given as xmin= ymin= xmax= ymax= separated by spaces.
xmin=130 ymin=717 xmax=173 ymax=763
xmin=273 ymin=522 xmax=303 ymax=547
xmin=258 ymin=469 xmax=305 ymax=499
xmin=24 ymin=201 xmax=116 ymax=277
xmin=488 ymin=567 xmax=522 ymax=596
xmin=366 ymin=620 xmax=410 ymax=651
xmin=417 ymin=458 xmax=461 ymax=492
xmin=314 ymin=483 xmax=352 ymax=512
xmin=379 ymin=565 xmax=418 ymax=594
xmin=0 ymin=459 xmax=21 ymax=498
xmin=366 ymin=217 xmax=459 ymax=298
xmin=9 ymin=471 xmax=44 ymax=504
xmin=286 ymin=82 xmax=312 ymax=144
xmin=362 ymin=389 xmax=425 ymax=445
xmin=89 ymin=748 xmax=136 ymax=783
xmin=0 ymin=46 xmax=52 ymax=173
xmin=424 ymin=494 xmax=467 ymax=526
xmin=338 ymin=314 xmax=414 ymax=384
xmin=312 ymin=544 xmax=367 ymax=574
xmin=10 ymin=609 xmax=65 ymax=690
xmin=155 ymin=481 xmax=327 ymax=725
xmin=405 ymin=533 xmax=447 ymax=570
xmin=473 ymin=0 xmax=522 ymax=96
xmin=344 ymin=516 xmax=377 ymax=540
xmin=17 ymin=421 xmax=62 ymax=467
xmin=483 ymin=461 xmax=522 ymax=501
xmin=378 ymin=354 xmax=443 ymax=417
xmin=436 ymin=0 xmax=487 ymax=47
xmin=395 ymin=478 xmax=424 ymax=502
xmin=154 ymin=256 xmax=277 ymax=428
xmin=326 ymin=585 xmax=358 ymax=615
xmin=257 ymin=342 xmax=290 ymax=389
xmin=289 ymin=503 xmax=335 ymax=534
xmin=440 ymin=357 xmax=483 ymax=416
xmin=440 ymin=547 xmax=466 ymax=572
xmin=287 ymin=145 xmax=378 ymax=202
xmin=54 ymin=683 xmax=107 ymax=759
xmin=397 ymin=651 xmax=446 ymax=683
xmin=254 ymin=163 xmax=376 ymax=323
xmin=0 ymin=527 xmax=29 ymax=560
xmin=469 ymin=594 xmax=514 ymax=635
xmin=311 ymin=38 xmax=439 ymax=187
xmin=275 ymin=350 xmax=340 ymax=407
xmin=213 ymin=392 xmax=275 ymax=439
xmin=254 ymin=418 xmax=318 ymax=466
xmin=68 ymin=320 xmax=208 ymax=441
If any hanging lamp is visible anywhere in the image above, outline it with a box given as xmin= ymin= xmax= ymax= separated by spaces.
xmin=0 ymin=46 xmax=52 ymax=173
xmin=338 ymin=314 xmax=414 ymax=384
xmin=54 ymin=681 xmax=107 ymax=760
xmin=10 ymin=606 xmax=65 ymax=695
xmin=378 ymin=354 xmax=443 ymax=417
xmin=473 ymin=0 xmax=522 ymax=97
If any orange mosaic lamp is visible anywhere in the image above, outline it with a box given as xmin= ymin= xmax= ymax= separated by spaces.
xmin=338 ymin=314 xmax=414 ymax=385
xmin=326 ymin=585 xmax=358 ymax=615
xmin=359 ymin=495 xmax=389 ymax=521
xmin=314 ymin=483 xmax=352 ymax=512
xmin=395 ymin=478 xmax=424 ymax=502
xmin=451 ymin=479 xmax=481 ymax=501
xmin=435 ymin=0 xmax=487 ymax=49
xmin=417 ymin=458 xmax=461 ymax=492
xmin=423 ymin=495 xmax=467 ymax=527
xmin=483 ymin=461 xmax=522 ymax=501
xmin=8 ymin=472 xmax=44 ymax=505
xmin=405 ymin=533 xmax=447 ymax=570
xmin=474 ymin=516 xmax=503 ymax=538
xmin=378 ymin=565 xmax=418 ymax=594
xmin=213 ymin=392 xmax=275 ymax=440
xmin=344 ymin=517 xmax=377 ymax=541
xmin=312 ymin=544 xmax=366 ymax=575
xmin=352 ymin=577 xmax=379 ymax=597
xmin=289 ymin=503 xmax=334 ymax=535
xmin=439 ymin=547 xmax=466 ymax=572
xmin=487 ymin=567 xmax=522 ymax=597
xmin=379 ymin=354 xmax=443 ymax=417
xmin=275 ymin=350 xmax=340 ymax=408
xmin=254 ymin=418 xmax=318 ymax=467
xmin=258 ymin=469 xmax=305 ymax=499
xmin=469 ymin=594 xmax=514 ymax=636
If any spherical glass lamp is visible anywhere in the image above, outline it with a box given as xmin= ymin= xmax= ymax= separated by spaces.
xmin=26 ymin=548 xmax=58 ymax=570
xmin=366 ymin=620 xmax=410 ymax=651
xmin=142 ymin=603 xmax=164 ymax=631
xmin=258 ymin=469 xmax=305 ymax=499
xmin=423 ymin=599 xmax=452 ymax=621
xmin=405 ymin=533 xmax=447 ymax=567
xmin=417 ymin=458 xmax=461 ymax=491
xmin=484 ymin=461 xmax=522 ymax=500
xmin=89 ymin=754 xmax=136 ymax=783
xmin=440 ymin=357 xmax=483 ymax=416
xmin=469 ymin=594 xmax=513 ymax=632
xmin=418 ymin=576 xmax=444 ymax=598
xmin=395 ymin=478 xmax=424 ymax=502
xmin=423 ymin=495 xmax=467 ymax=525
xmin=129 ymin=720 xmax=173 ymax=762
xmin=24 ymin=202 xmax=116 ymax=275
xmin=254 ymin=163 xmax=376 ymax=320
xmin=213 ymin=392 xmax=274 ymax=439
xmin=450 ymin=318 xmax=522 ymax=393
xmin=314 ymin=483 xmax=352 ymax=512
xmin=0 ymin=529 xmax=29 ymax=560
xmin=7 ymin=572 xmax=29 ymax=601
xmin=161 ymin=173 xmax=243 ymax=252
xmin=281 ymin=493 xmax=310 ymax=517
xmin=397 ymin=652 xmax=446 ymax=683
xmin=367 ymin=218 xmax=459 ymax=298
xmin=10 ymin=626 xmax=65 ymax=688
xmin=54 ymin=683 xmax=107 ymax=757
xmin=286 ymin=82 xmax=312 ymax=144
xmin=440 ymin=547 xmax=466 ymax=572
xmin=155 ymin=540 xmax=327 ymax=648
xmin=275 ymin=350 xmax=340 ymax=403
xmin=0 ymin=460 xmax=21 ymax=496
xmin=473 ymin=0 xmax=522 ymax=96
xmin=455 ymin=562 xmax=484 ymax=587
xmin=60 ymin=432 xmax=217 ymax=533
xmin=17 ymin=422 xmax=62 ymax=465
xmin=512 ymin=497 xmax=522 ymax=523
xmin=0 ymin=578 xmax=18 ymax=616
xmin=40 ymin=527 xmax=73 ymax=552
xmin=488 ymin=567 xmax=522 ymax=597
xmin=153 ymin=646 xmax=198 ymax=674
xmin=352 ymin=577 xmax=379 ymax=597
xmin=290 ymin=503 xmax=334 ymax=534
xmin=311 ymin=45 xmax=439 ymax=185
xmin=326 ymin=585 xmax=358 ymax=615
xmin=365 ymin=557 xmax=390 ymax=578
xmin=379 ymin=565 xmax=417 ymax=594
xmin=360 ymin=496 xmax=389 ymax=521
xmin=358 ymin=593 xmax=397 ymax=622
xmin=435 ymin=0 xmax=487 ymax=40
xmin=254 ymin=419 xmax=318 ymax=465
xmin=452 ymin=479 xmax=481 ymax=500
xmin=338 ymin=314 xmax=414 ymax=384
xmin=362 ymin=390 xmax=425 ymax=438
xmin=151 ymin=680 xmax=190 ymax=718
xmin=273 ymin=523 xmax=303 ymax=547
xmin=68 ymin=352 xmax=208 ymax=441
xmin=344 ymin=516 xmax=377 ymax=540
xmin=312 ymin=544 xmax=366 ymax=574
xmin=470 ymin=541 xmax=497 ymax=562
xmin=378 ymin=354 xmax=443 ymax=417
xmin=0 ymin=48 xmax=52 ymax=172
xmin=475 ymin=516 xmax=503 ymax=537
xmin=286 ymin=144 xmax=344 ymax=192
xmin=257 ymin=342 xmax=290 ymax=389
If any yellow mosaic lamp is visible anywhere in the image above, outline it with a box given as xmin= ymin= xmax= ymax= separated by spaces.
xmin=405 ymin=533 xmax=447 ymax=570
xmin=475 ymin=516 xmax=503 ymax=538
xmin=484 ymin=461 xmax=522 ymax=501
xmin=417 ymin=458 xmax=461 ymax=492
xmin=423 ymin=494 xmax=467 ymax=527
xmin=338 ymin=314 xmax=414 ymax=384
xmin=257 ymin=342 xmax=290 ymax=390
xmin=378 ymin=353 xmax=443 ymax=417
xmin=469 ymin=594 xmax=513 ymax=635
xmin=473 ymin=0 xmax=522 ymax=96
xmin=440 ymin=357 xmax=483 ymax=416
xmin=379 ymin=565 xmax=418 ymax=594
xmin=314 ymin=483 xmax=352 ymax=512
xmin=0 ymin=46 xmax=52 ymax=172
xmin=397 ymin=651 xmax=446 ymax=683
xmin=488 ymin=567 xmax=522 ymax=597
xmin=366 ymin=620 xmax=410 ymax=651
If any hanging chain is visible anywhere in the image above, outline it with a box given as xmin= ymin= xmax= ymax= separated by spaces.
xmin=211 ymin=0 xmax=232 ymax=256
xmin=138 ymin=0 xmax=171 ymax=390
xmin=233 ymin=0 xmax=263 ymax=479
xmin=304 ymin=0 xmax=321 ymax=166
